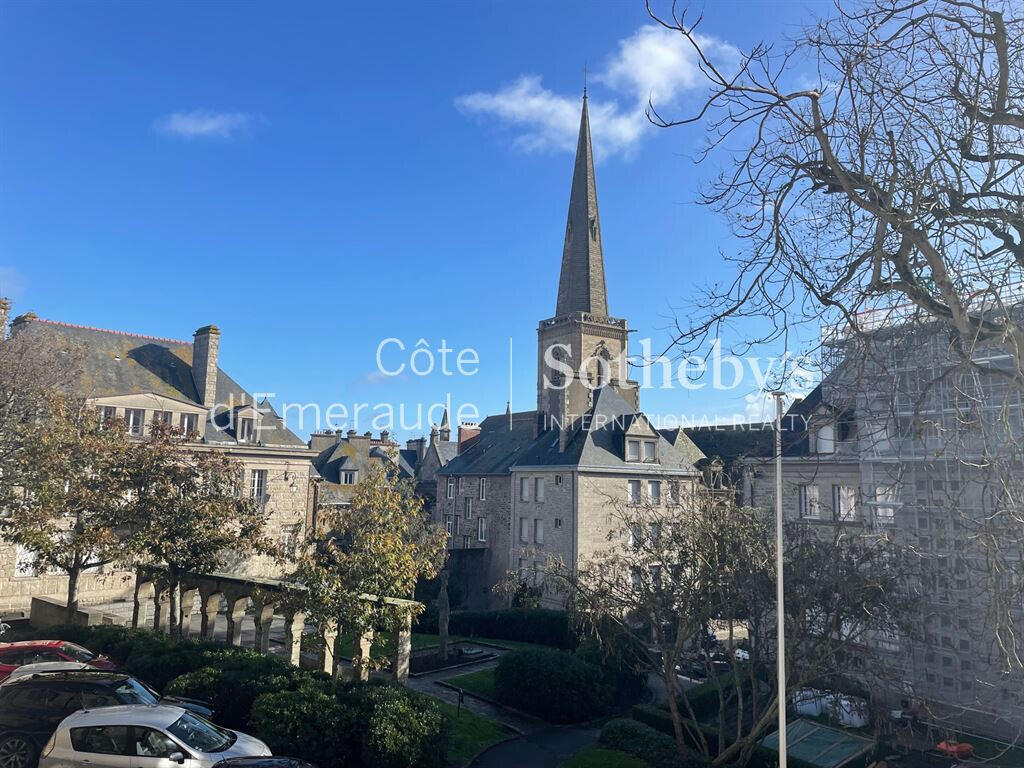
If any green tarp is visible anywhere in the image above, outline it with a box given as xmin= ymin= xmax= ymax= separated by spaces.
xmin=761 ymin=719 xmax=874 ymax=768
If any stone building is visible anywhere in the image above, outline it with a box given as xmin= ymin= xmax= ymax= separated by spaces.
xmin=0 ymin=312 xmax=316 ymax=615
xmin=739 ymin=337 xmax=1024 ymax=741
xmin=435 ymin=94 xmax=704 ymax=609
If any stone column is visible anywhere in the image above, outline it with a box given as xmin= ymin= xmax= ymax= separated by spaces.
xmin=179 ymin=589 xmax=199 ymax=638
xmin=225 ymin=596 xmax=248 ymax=647
xmin=353 ymin=627 xmax=374 ymax=682
xmin=131 ymin=576 xmax=149 ymax=629
xmin=322 ymin=620 xmax=338 ymax=676
xmin=152 ymin=588 xmax=170 ymax=634
xmin=200 ymin=591 xmax=221 ymax=641
xmin=253 ymin=602 xmax=275 ymax=654
xmin=391 ymin=612 xmax=413 ymax=684
xmin=285 ymin=612 xmax=306 ymax=667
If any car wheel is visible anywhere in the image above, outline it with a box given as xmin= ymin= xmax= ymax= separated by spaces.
xmin=0 ymin=735 xmax=37 ymax=768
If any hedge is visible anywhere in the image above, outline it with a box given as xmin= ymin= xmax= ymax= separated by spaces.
xmin=630 ymin=704 xmax=820 ymax=768
xmin=600 ymin=718 xmax=710 ymax=768
xmin=416 ymin=608 xmax=574 ymax=649
xmin=493 ymin=647 xmax=610 ymax=723
xmin=250 ymin=682 xmax=448 ymax=768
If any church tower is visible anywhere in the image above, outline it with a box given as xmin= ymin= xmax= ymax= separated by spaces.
xmin=537 ymin=92 xmax=638 ymax=432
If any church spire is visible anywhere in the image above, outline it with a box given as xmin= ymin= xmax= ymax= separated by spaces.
xmin=555 ymin=91 xmax=608 ymax=317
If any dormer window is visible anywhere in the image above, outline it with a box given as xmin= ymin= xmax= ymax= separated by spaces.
xmin=627 ymin=440 xmax=640 ymax=461
xmin=153 ymin=410 xmax=173 ymax=428
xmin=238 ymin=417 xmax=254 ymax=442
xmin=342 ymin=471 xmax=356 ymax=485
xmin=124 ymin=409 xmax=145 ymax=436
xmin=643 ymin=441 xmax=656 ymax=462
xmin=98 ymin=406 xmax=118 ymax=430
xmin=816 ymin=423 xmax=835 ymax=454
xmin=180 ymin=413 xmax=199 ymax=436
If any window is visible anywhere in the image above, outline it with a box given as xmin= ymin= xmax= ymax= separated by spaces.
xmin=179 ymin=413 xmax=199 ymax=435
xmin=519 ymin=477 xmax=530 ymax=502
xmin=153 ymin=410 xmax=173 ymax=428
xmin=875 ymin=485 xmax=899 ymax=526
xmin=648 ymin=480 xmax=661 ymax=504
xmin=238 ymin=417 xmax=254 ymax=441
xmin=629 ymin=523 xmax=643 ymax=549
xmin=124 ymin=408 xmax=145 ymax=436
xmin=798 ymin=484 xmax=820 ymax=518
xmin=554 ymin=518 xmax=562 ymax=529
xmin=832 ymin=485 xmax=857 ymax=520
xmin=250 ymin=469 xmax=267 ymax=500
xmin=627 ymin=440 xmax=640 ymax=461
xmin=627 ymin=479 xmax=641 ymax=504
xmin=71 ymin=725 xmax=130 ymax=755
xmin=534 ymin=519 xmax=544 ymax=544
xmin=462 ymin=535 xmax=470 ymax=549
xmin=14 ymin=544 xmax=37 ymax=578
xmin=535 ymin=477 xmax=545 ymax=502
xmin=669 ymin=481 xmax=680 ymax=504
xmin=445 ymin=515 xmax=453 ymax=536
xmin=816 ymin=424 xmax=835 ymax=454
xmin=458 ymin=477 xmax=465 ymax=493
xmin=479 ymin=477 xmax=486 ymax=500
xmin=477 ymin=517 xmax=487 ymax=542
xmin=98 ymin=406 xmax=118 ymax=429
xmin=134 ymin=727 xmax=180 ymax=758
xmin=446 ymin=477 xmax=455 ymax=499
xmin=281 ymin=524 xmax=300 ymax=558
xmin=464 ymin=497 xmax=472 ymax=519
xmin=643 ymin=441 xmax=656 ymax=462
xmin=453 ymin=516 xmax=460 ymax=536
xmin=519 ymin=517 xmax=529 ymax=543
xmin=555 ymin=475 xmax=563 ymax=485
xmin=342 ymin=471 xmax=356 ymax=484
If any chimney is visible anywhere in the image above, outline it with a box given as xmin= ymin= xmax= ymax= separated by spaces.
xmin=347 ymin=429 xmax=357 ymax=440
xmin=380 ymin=430 xmax=390 ymax=443
xmin=0 ymin=298 xmax=9 ymax=340
xmin=406 ymin=437 xmax=427 ymax=463
xmin=429 ymin=425 xmax=439 ymax=446
xmin=192 ymin=325 xmax=220 ymax=407
xmin=457 ymin=422 xmax=481 ymax=454
xmin=309 ymin=430 xmax=340 ymax=453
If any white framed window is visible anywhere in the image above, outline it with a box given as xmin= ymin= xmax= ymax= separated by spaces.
xmin=124 ymin=408 xmax=145 ymax=436
xmin=153 ymin=410 xmax=173 ymax=428
xmin=446 ymin=477 xmax=455 ymax=499
xmin=477 ymin=517 xmax=487 ymax=542
xmin=627 ymin=439 xmax=640 ymax=461
xmin=519 ymin=517 xmax=529 ymax=543
xmin=627 ymin=479 xmax=641 ymax=504
xmin=179 ymin=413 xmax=199 ymax=436
xmin=464 ymin=497 xmax=472 ymax=519
xmin=816 ymin=423 xmax=835 ymax=454
xmin=14 ymin=544 xmax=37 ymax=578
xmin=643 ymin=441 xmax=656 ymax=462
xmin=238 ymin=417 xmax=254 ymax=441
xmin=98 ymin=406 xmax=118 ymax=429
xmin=798 ymin=484 xmax=820 ymax=518
xmin=648 ymin=480 xmax=661 ymax=504
xmin=833 ymin=485 xmax=857 ymax=520
xmin=462 ymin=535 xmax=470 ymax=549
xmin=445 ymin=515 xmax=453 ymax=536
xmin=519 ymin=477 xmax=530 ymax=502
xmin=669 ymin=481 xmax=680 ymax=505
xmin=479 ymin=477 xmax=486 ymax=500
xmin=250 ymin=469 xmax=267 ymax=500
xmin=875 ymin=485 xmax=899 ymax=526
xmin=458 ymin=476 xmax=465 ymax=493
xmin=342 ymin=471 xmax=356 ymax=484
xmin=535 ymin=477 xmax=545 ymax=502
xmin=534 ymin=519 xmax=544 ymax=545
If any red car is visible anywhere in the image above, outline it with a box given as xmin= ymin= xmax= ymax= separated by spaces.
xmin=0 ymin=640 xmax=116 ymax=681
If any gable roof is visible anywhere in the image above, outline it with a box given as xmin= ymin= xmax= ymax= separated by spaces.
xmin=11 ymin=316 xmax=306 ymax=448
xmin=437 ymin=410 xmax=538 ymax=476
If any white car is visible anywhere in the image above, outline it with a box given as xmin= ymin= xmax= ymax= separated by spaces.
xmin=2 ymin=662 xmax=91 ymax=683
xmin=39 ymin=705 xmax=271 ymax=768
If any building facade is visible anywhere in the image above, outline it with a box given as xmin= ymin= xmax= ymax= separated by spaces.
xmin=435 ymin=94 xmax=705 ymax=609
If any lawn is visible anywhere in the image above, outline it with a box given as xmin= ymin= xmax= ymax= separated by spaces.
xmin=435 ymin=699 xmax=511 ymax=767
xmin=445 ymin=668 xmax=497 ymax=700
xmin=561 ymin=746 xmax=647 ymax=768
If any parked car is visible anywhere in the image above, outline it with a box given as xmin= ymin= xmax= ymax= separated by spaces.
xmin=213 ymin=759 xmax=318 ymax=768
xmin=3 ymin=663 xmax=93 ymax=683
xmin=0 ymin=672 xmax=215 ymax=768
xmin=0 ymin=641 xmax=116 ymax=681
xmin=38 ymin=705 xmax=270 ymax=768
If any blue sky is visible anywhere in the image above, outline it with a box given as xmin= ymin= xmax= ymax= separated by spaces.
xmin=1 ymin=0 xmax=824 ymax=440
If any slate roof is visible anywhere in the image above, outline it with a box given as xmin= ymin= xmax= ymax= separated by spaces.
xmin=440 ymin=387 xmax=704 ymax=476
xmin=313 ymin=436 xmax=412 ymax=506
xmin=11 ymin=316 xmax=306 ymax=448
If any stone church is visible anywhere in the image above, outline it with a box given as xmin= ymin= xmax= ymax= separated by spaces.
xmin=435 ymin=95 xmax=704 ymax=609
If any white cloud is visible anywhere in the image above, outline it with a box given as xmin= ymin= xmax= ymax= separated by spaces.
xmin=155 ymin=109 xmax=259 ymax=139
xmin=456 ymin=25 xmax=738 ymax=159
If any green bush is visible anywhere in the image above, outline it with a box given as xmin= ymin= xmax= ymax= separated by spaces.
xmin=575 ymin=635 xmax=647 ymax=706
xmin=250 ymin=683 xmax=448 ymax=768
xmin=600 ymin=718 xmax=710 ymax=768
xmin=417 ymin=608 xmax=574 ymax=648
xmin=493 ymin=648 xmax=610 ymax=723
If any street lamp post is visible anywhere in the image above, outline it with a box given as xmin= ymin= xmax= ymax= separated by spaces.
xmin=773 ymin=391 xmax=788 ymax=768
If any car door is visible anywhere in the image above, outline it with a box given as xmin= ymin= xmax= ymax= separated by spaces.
xmin=129 ymin=727 xmax=197 ymax=768
xmin=67 ymin=725 xmax=133 ymax=768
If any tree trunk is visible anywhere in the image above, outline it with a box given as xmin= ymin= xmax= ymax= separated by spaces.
xmin=65 ymin=566 xmax=81 ymax=625
xmin=438 ymin=570 xmax=450 ymax=661
xmin=168 ymin=572 xmax=180 ymax=639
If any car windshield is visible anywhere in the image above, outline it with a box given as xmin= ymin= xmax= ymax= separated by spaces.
xmin=113 ymin=678 xmax=159 ymax=706
xmin=60 ymin=643 xmax=95 ymax=662
xmin=167 ymin=712 xmax=235 ymax=753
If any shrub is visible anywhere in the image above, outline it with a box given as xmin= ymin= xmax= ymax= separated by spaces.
xmin=600 ymin=718 xmax=710 ymax=768
xmin=493 ymin=648 xmax=610 ymax=723
xmin=446 ymin=608 xmax=574 ymax=648
xmin=249 ymin=683 xmax=448 ymax=768
xmin=575 ymin=635 xmax=647 ymax=706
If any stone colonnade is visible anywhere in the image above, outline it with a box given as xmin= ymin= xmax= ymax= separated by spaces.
xmin=131 ymin=569 xmax=416 ymax=684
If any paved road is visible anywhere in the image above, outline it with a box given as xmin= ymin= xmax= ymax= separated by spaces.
xmin=469 ymin=725 xmax=599 ymax=768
